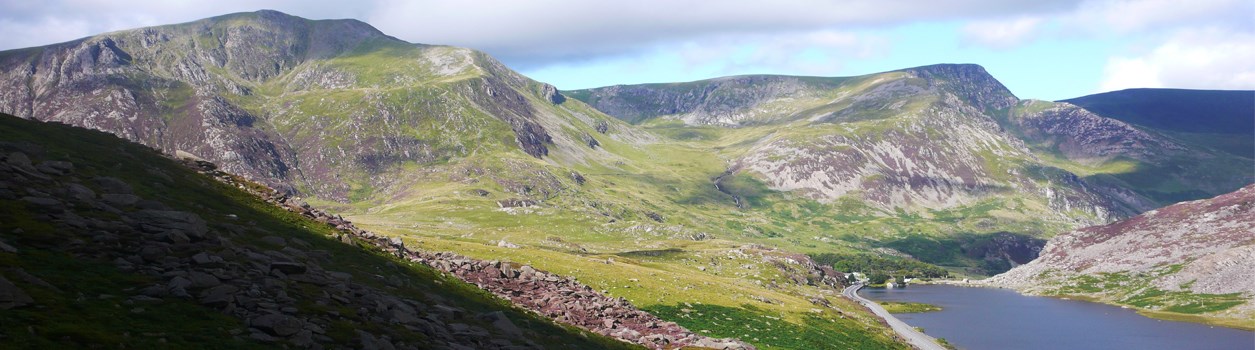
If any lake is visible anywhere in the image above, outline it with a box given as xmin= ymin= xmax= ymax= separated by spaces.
xmin=859 ymin=284 xmax=1254 ymax=350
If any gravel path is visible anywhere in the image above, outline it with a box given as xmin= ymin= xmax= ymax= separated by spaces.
xmin=842 ymin=283 xmax=946 ymax=350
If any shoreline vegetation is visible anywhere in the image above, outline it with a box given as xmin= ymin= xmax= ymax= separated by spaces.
xmin=879 ymin=301 xmax=943 ymax=313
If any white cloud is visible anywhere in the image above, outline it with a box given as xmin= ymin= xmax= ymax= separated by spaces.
xmin=356 ymin=0 xmax=1077 ymax=66
xmin=961 ymin=17 xmax=1043 ymax=48
xmin=1098 ymin=28 xmax=1255 ymax=91
xmin=1068 ymin=0 xmax=1252 ymax=34
xmin=957 ymin=0 xmax=1253 ymax=49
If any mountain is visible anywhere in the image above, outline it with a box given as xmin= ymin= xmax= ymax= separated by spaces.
xmin=986 ymin=184 xmax=1255 ymax=330
xmin=568 ymin=70 xmax=1253 ymax=222
xmin=0 ymin=9 xmax=625 ymax=201
xmin=0 ymin=11 xmax=911 ymax=349
xmin=1053 ymin=89 xmax=1255 ymax=203
xmin=0 ymin=113 xmax=641 ymax=349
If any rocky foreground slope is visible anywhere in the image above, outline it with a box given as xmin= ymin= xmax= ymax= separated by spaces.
xmin=0 ymin=114 xmax=757 ymax=349
xmin=986 ymin=184 xmax=1255 ymax=325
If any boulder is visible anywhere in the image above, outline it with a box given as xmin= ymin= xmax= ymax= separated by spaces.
xmin=92 ymin=176 xmax=133 ymax=195
xmin=130 ymin=210 xmax=209 ymax=240
xmin=251 ymin=313 xmax=303 ymax=337
xmin=0 ymin=276 xmax=34 ymax=309
xmin=199 ymin=284 xmax=239 ymax=308
xmin=20 ymin=196 xmax=64 ymax=211
xmin=479 ymin=311 xmax=523 ymax=336
xmin=101 ymin=193 xmax=140 ymax=207
xmin=64 ymin=183 xmax=96 ymax=202
xmin=188 ymin=271 xmax=222 ymax=289
xmin=36 ymin=161 xmax=73 ymax=175
xmin=270 ymin=262 xmax=307 ymax=275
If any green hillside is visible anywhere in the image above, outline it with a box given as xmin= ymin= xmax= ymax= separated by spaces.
xmin=0 ymin=113 xmax=635 ymax=349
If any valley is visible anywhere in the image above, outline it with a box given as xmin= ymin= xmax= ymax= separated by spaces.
xmin=0 ymin=9 xmax=1251 ymax=349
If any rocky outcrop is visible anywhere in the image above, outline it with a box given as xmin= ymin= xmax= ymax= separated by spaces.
xmin=1008 ymin=101 xmax=1185 ymax=164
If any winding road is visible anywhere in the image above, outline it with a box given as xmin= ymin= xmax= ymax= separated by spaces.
xmin=842 ymin=283 xmax=946 ymax=350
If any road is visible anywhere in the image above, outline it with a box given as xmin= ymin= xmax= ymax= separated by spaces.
xmin=842 ymin=283 xmax=946 ymax=350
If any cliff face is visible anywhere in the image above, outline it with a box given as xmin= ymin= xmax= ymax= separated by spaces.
xmin=986 ymin=185 xmax=1255 ymax=320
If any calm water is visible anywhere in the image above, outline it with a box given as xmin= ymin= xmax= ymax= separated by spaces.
xmin=860 ymin=284 xmax=1254 ymax=350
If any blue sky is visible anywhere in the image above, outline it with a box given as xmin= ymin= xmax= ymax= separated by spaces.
xmin=523 ymin=21 xmax=1119 ymax=100
xmin=1 ymin=0 xmax=1251 ymax=101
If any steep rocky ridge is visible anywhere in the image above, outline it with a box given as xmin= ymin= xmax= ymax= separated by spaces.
xmin=573 ymin=65 xmax=1125 ymax=224
xmin=567 ymin=64 xmax=1017 ymax=127
xmin=0 ymin=10 xmax=629 ymax=201
xmin=986 ymin=184 xmax=1255 ymax=327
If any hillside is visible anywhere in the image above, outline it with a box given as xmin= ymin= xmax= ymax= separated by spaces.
xmin=568 ymin=69 xmax=1253 ymax=225
xmin=1053 ymin=89 xmax=1255 ymax=203
xmin=0 ymin=11 xmax=910 ymax=349
xmin=985 ymin=184 xmax=1255 ymax=330
xmin=0 ymin=9 xmax=629 ymax=201
xmin=0 ymin=113 xmax=642 ymax=349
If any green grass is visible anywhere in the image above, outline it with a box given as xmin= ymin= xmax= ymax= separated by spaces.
xmin=878 ymin=301 xmax=942 ymax=313
xmin=644 ymin=304 xmax=908 ymax=350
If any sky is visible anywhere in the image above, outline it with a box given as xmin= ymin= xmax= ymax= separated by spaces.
xmin=1 ymin=0 xmax=1251 ymax=100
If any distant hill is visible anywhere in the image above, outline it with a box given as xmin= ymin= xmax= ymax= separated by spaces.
xmin=1061 ymin=89 xmax=1254 ymax=135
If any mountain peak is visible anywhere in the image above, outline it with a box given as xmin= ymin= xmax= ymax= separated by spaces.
xmin=899 ymin=63 xmax=1018 ymax=111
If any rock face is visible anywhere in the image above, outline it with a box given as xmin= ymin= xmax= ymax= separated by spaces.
xmin=0 ymin=10 xmax=623 ymax=201
xmin=1007 ymin=101 xmax=1185 ymax=164
xmin=987 ymin=184 xmax=1255 ymax=311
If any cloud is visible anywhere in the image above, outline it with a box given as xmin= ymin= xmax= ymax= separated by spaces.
xmin=956 ymin=0 xmax=1253 ymax=49
xmin=1098 ymin=28 xmax=1255 ymax=92
xmin=0 ymin=0 xmax=371 ymax=52
xmin=961 ymin=17 xmax=1043 ymax=49
xmin=362 ymin=0 xmax=1077 ymax=66
xmin=669 ymin=30 xmax=886 ymax=75
xmin=1067 ymin=0 xmax=1253 ymax=34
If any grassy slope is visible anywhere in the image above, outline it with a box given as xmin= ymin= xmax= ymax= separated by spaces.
xmin=0 ymin=114 xmax=635 ymax=349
